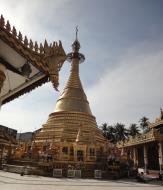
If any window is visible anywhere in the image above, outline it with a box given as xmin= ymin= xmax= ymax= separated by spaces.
xmin=90 ymin=148 xmax=95 ymax=156
xmin=62 ymin=147 xmax=68 ymax=154
xmin=70 ymin=147 xmax=74 ymax=156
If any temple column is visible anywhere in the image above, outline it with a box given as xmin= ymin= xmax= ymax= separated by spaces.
xmin=121 ymin=147 xmax=124 ymax=155
xmin=0 ymin=64 xmax=6 ymax=109
xmin=143 ymin=144 xmax=148 ymax=173
xmin=67 ymin=146 xmax=70 ymax=160
xmin=158 ymin=142 xmax=163 ymax=172
xmin=126 ymin=148 xmax=131 ymax=160
xmin=74 ymin=146 xmax=77 ymax=162
xmin=59 ymin=146 xmax=62 ymax=161
xmin=129 ymin=149 xmax=132 ymax=160
xmin=0 ymin=145 xmax=3 ymax=165
xmin=133 ymin=147 xmax=138 ymax=167
xmin=0 ymin=64 xmax=6 ymax=93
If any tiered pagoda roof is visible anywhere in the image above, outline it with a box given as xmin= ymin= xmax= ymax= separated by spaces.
xmin=148 ymin=108 xmax=163 ymax=129
xmin=117 ymin=110 xmax=163 ymax=148
xmin=0 ymin=125 xmax=17 ymax=147
xmin=0 ymin=15 xmax=66 ymax=105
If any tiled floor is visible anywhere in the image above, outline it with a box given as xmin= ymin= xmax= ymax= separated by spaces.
xmin=0 ymin=170 xmax=162 ymax=190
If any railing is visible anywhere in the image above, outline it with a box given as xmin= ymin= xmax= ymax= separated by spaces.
xmin=149 ymin=119 xmax=163 ymax=128
xmin=117 ymin=129 xmax=162 ymax=147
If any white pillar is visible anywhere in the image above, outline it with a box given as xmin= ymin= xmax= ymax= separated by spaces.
xmin=158 ymin=142 xmax=163 ymax=172
xmin=121 ymin=147 xmax=124 ymax=155
xmin=133 ymin=147 xmax=138 ymax=167
xmin=143 ymin=145 xmax=148 ymax=173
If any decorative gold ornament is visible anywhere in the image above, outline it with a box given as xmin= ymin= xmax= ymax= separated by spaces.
xmin=0 ymin=14 xmax=66 ymax=92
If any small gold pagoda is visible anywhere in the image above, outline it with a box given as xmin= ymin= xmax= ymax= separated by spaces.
xmin=34 ymin=30 xmax=107 ymax=165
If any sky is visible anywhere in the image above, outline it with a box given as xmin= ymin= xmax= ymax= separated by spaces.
xmin=0 ymin=0 xmax=163 ymax=132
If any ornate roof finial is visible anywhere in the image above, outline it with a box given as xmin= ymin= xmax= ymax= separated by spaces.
xmin=75 ymin=25 xmax=78 ymax=40
xmin=72 ymin=26 xmax=80 ymax=53
xmin=66 ymin=27 xmax=85 ymax=63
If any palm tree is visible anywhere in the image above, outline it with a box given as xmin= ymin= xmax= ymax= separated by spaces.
xmin=100 ymin=123 xmax=116 ymax=143
xmin=129 ymin=123 xmax=140 ymax=137
xmin=107 ymin=125 xmax=116 ymax=143
xmin=139 ymin=116 xmax=150 ymax=133
xmin=100 ymin=123 xmax=108 ymax=138
xmin=114 ymin=123 xmax=128 ymax=142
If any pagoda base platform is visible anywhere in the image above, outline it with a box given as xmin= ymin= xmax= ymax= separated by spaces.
xmin=4 ymin=159 xmax=123 ymax=179
xmin=3 ymin=158 xmax=106 ymax=178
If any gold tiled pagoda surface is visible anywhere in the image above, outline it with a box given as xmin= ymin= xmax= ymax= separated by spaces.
xmin=55 ymin=88 xmax=92 ymax=114
xmin=55 ymin=60 xmax=92 ymax=114
xmin=35 ymin=45 xmax=106 ymax=149
xmin=35 ymin=111 xmax=105 ymax=144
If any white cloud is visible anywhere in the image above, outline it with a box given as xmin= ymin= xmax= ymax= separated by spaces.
xmin=0 ymin=0 xmax=71 ymax=42
xmin=87 ymin=43 xmax=163 ymax=127
xmin=0 ymin=83 xmax=56 ymax=132
xmin=0 ymin=1 xmax=163 ymax=132
xmin=0 ymin=63 xmax=70 ymax=132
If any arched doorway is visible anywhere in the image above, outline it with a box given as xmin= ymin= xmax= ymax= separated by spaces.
xmin=147 ymin=142 xmax=159 ymax=170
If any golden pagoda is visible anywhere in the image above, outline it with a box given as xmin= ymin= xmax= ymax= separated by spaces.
xmin=34 ymin=29 xmax=107 ymax=165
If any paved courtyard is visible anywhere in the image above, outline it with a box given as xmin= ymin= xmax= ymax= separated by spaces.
xmin=0 ymin=170 xmax=162 ymax=190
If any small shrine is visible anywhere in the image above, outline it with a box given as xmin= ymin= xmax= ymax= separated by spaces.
xmin=117 ymin=109 xmax=163 ymax=172
xmin=0 ymin=125 xmax=17 ymax=166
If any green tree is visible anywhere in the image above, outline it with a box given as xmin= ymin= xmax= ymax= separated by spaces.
xmin=114 ymin=123 xmax=128 ymax=142
xmin=100 ymin=123 xmax=108 ymax=138
xmin=106 ymin=125 xmax=116 ymax=143
xmin=100 ymin=123 xmax=116 ymax=143
xmin=129 ymin=123 xmax=140 ymax=137
xmin=139 ymin=116 xmax=150 ymax=133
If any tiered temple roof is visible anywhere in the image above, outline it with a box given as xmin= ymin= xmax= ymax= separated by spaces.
xmin=0 ymin=15 xmax=66 ymax=105
xmin=0 ymin=125 xmax=17 ymax=147
xmin=117 ymin=110 xmax=163 ymax=148
xmin=148 ymin=108 xmax=163 ymax=129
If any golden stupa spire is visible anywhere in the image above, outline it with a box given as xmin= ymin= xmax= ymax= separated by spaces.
xmin=160 ymin=107 xmax=163 ymax=120
xmin=34 ymin=29 xmax=107 ymax=155
xmin=54 ymin=27 xmax=92 ymax=114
